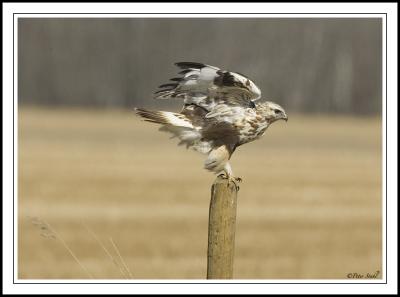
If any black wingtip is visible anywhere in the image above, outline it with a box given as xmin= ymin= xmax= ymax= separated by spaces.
xmin=175 ymin=62 xmax=206 ymax=69
xmin=158 ymin=83 xmax=177 ymax=89
xmin=178 ymin=69 xmax=193 ymax=75
xmin=154 ymin=89 xmax=170 ymax=94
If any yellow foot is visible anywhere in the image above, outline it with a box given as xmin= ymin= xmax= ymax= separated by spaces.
xmin=217 ymin=174 xmax=242 ymax=191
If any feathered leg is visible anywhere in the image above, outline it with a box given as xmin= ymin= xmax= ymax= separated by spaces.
xmin=218 ymin=162 xmax=242 ymax=190
xmin=205 ymin=145 xmax=241 ymax=190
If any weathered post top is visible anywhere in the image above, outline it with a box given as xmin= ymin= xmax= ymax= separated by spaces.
xmin=207 ymin=176 xmax=239 ymax=279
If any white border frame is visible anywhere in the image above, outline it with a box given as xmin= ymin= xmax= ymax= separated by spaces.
xmin=3 ymin=2 xmax=397 ymax=295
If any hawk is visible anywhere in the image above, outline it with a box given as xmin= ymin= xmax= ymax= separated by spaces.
xmin=135 ymin=62 xmax=287 ymax=187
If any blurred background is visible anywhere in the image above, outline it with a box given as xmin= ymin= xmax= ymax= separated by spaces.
xmin=18 ymin=18 xmax=382 ymax=279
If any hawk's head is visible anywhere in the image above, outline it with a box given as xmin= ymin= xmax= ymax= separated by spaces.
xmin=258 ymin=101 xmax=288 ymax=123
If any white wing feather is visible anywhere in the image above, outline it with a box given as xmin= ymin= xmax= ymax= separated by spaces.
xmin=154 ymin=62 xmax=261 ymax=112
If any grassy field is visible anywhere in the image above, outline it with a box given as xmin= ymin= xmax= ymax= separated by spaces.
xmin=18 ymin=107 xmax=382 ymax=279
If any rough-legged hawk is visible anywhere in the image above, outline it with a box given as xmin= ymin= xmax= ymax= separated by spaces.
xmin=135 ymin=62 xmax=287 ymax=187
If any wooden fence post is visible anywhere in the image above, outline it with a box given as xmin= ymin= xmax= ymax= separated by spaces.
xmin=207 ymin=176 xmax=239 ymax=279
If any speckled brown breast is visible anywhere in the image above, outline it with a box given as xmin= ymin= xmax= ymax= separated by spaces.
xmin=233 ymin=110 xmax=269 ymax=146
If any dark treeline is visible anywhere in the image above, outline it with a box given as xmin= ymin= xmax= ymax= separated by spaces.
xmin=18 ymin=18 xmax=382 ymax=115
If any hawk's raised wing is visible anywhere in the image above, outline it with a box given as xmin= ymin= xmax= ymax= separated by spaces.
xmin=154 ymin=62 xmax=261 ymax=110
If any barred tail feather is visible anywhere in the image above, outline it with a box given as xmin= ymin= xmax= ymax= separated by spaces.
xmin=134 ymin=108 xmax=194 ymax=128
xmin=135 ymin=108 xmax=205 ymax=150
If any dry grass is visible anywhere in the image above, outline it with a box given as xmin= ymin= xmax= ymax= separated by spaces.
xmin=18 ymin=107 xmax=382 ymax=279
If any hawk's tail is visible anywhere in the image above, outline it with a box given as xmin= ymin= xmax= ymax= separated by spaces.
xmin=134 ymin=107 xmax=207 ymax=151
xmin=134 ymin=108 xmax=193 ymax=128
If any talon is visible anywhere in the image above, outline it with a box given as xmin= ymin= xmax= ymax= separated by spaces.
xmin=231 ymin=179 xmax=240 ymax=191
xmin=226 ymin=176 xmax=241 ymax=191
xmin=235 ymin=177 xmax=242 ymax=183
xmin=218 ymin=173 xmax=227 ymax=179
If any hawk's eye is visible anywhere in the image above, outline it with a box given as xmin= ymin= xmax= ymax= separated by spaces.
xmin=274 ymin=109 xmax=282 ymax=114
